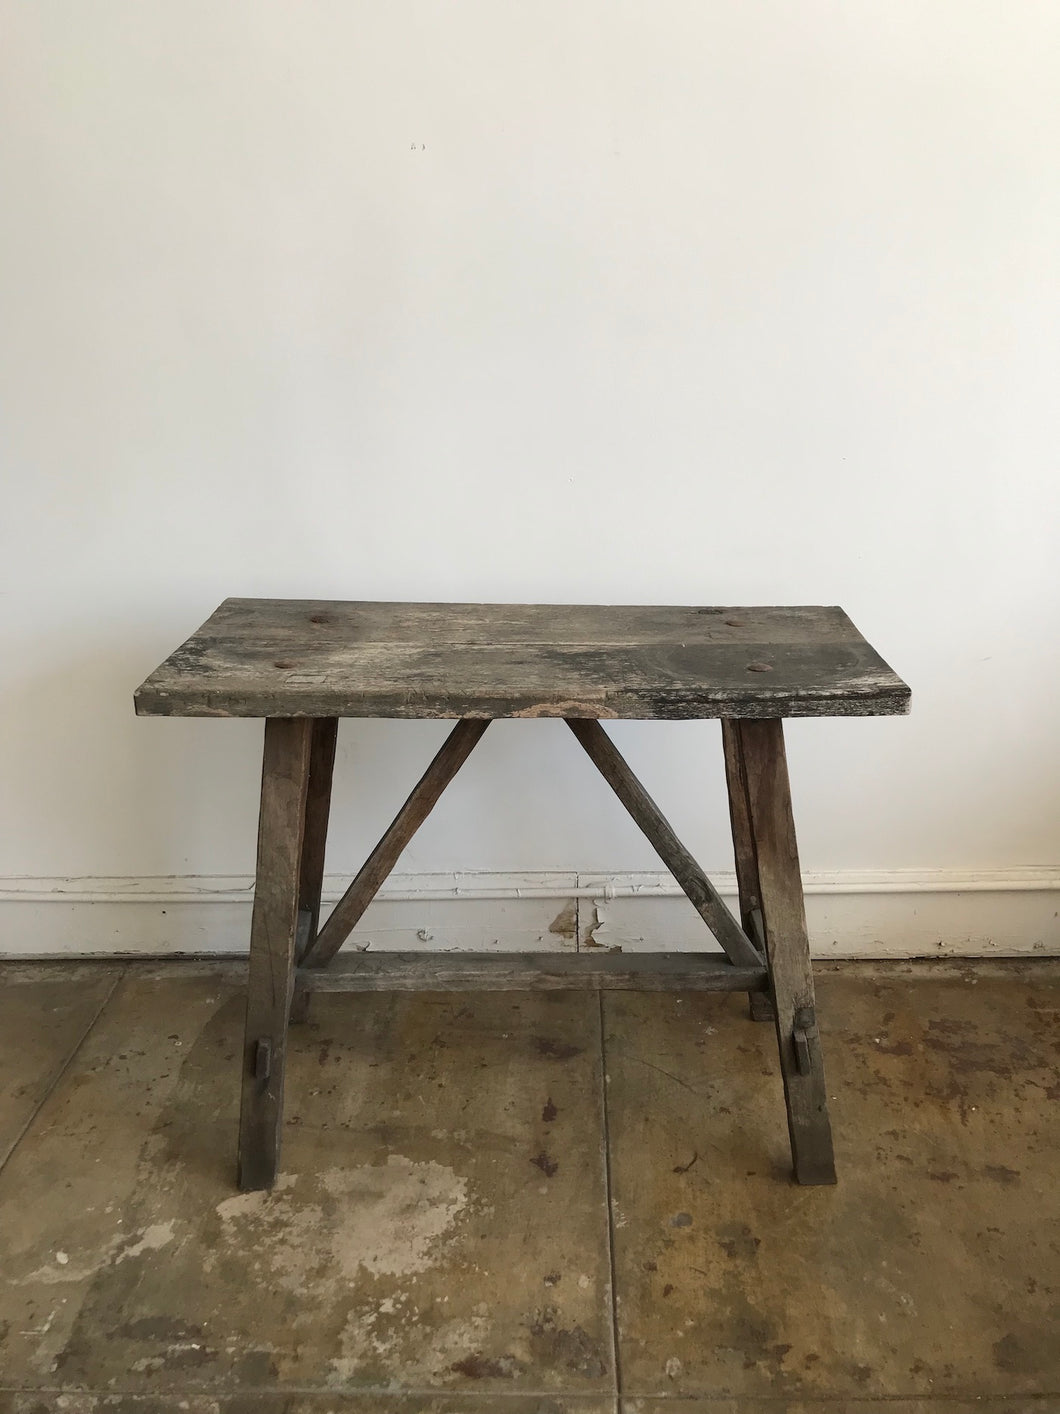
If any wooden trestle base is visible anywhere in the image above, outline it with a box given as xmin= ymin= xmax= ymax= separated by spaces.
xmin=234 ymin=714 xmax=837 ymax=1194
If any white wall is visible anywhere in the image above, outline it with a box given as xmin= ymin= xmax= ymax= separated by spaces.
xmin=2 ymin=2 xmax=1058 ymax=954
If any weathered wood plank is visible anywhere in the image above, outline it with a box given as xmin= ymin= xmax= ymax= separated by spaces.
xmin=566 ymin=719 xmax=762 ymax=970
xmin=721 ymin=719 xmax=761 ymax=936
xmin=134 ymin=599 xmax=911 ymax=720
xmin=142 ymin=598 xmax=882 ymax=647
xmin=298 ymin=718 xmax=338 ymax=954
xmin=288 ymin=718 xmax=338 ymax=1025
xmin=237 ymin=717 xmax=312 ymax=1192
xmin=737 ymin=718 xmax=837 ymax=1185
xmin=301 ymin=719 xmax=490 ymax=970
xmin=288 ymin=909 xmax=315 ymax=1026
xmin=299 ymin=950 xmax=767 ymax=994
xmin=721 ymin=719 xmax=774 ymax=1022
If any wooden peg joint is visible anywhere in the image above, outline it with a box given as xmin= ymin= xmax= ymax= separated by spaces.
xmin=792 ymin=1004 xmax=818 ymax=1077
xmin=253 ymin=1038 xmax=273 ymax=1082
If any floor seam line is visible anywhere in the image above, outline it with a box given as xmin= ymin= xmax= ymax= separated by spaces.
xmin=0 ymin=963 xmax=126 ymax=1178
xmin=606 ymin=1395 xmax=1060 ymax=1406
xmin=4 ymin=1389 xmax=1060 ymax=1403
xmin=598 ymin=986 xmax=623 ymax=1407
xmin=0 ymin=1383 xmax=618 ymax=1401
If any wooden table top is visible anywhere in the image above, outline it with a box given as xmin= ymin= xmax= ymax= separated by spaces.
xmin=134 ymin=598 xmax=910 ymax=720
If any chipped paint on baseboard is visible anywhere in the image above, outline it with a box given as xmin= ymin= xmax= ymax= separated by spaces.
xmin=0 ymin=870 xmax=1058 ymax=957
xmin=578 ymin=900 xmax=610 ymax=950
xmin=547 ymin=899 xmax=578 ymax=942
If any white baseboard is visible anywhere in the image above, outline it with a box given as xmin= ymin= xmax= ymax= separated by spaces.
xmin=0 ymin=870 xmax=1058 ymax=959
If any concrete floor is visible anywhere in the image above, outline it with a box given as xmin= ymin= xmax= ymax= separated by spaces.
xmin=0 ymin=959 xmax=1057 ymax=1414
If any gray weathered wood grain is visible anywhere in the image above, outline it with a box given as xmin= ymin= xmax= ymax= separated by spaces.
xmin=297 ymin=718 xmax=338 ymax=955
xmin=299 ymin=950 xmax=766 ymax=993
xmin=138 ymin=599 xmax=899 ymax=1193
xmin=237 ymin=717 xmax=312 ymax=1192
xmin=737 ymin=717 xmax=837 ymax=1184
xmin=566 ymin=718 xmax=762 ymax=970
xmin=134 ymin=600 xmax=911 ymax=720
xmin=721 ymin=718 xmax=774 ymax=1021
xmin=301 ymin=719 xmax=490 ymax=969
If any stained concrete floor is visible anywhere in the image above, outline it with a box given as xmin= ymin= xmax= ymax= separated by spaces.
xmin=0 ymin=960 xmax=1057 ymax=1414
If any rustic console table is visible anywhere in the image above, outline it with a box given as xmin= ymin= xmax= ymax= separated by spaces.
xmin=135 ymin=599 xmax=909 ymax=1192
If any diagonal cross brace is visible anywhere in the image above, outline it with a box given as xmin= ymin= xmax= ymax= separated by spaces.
xmin=300 ymin=718 xmax=490 ymax=969
xmin=565 ymin=718 xmax=762 ymax=971
xmin=301 ymin=715 xmax=761 ymax=975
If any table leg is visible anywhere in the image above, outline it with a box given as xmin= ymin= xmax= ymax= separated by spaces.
xmin=734 ymin=718 xmax=837 ymax=1185
xmin=290 ymin=718 xmax=338 ymax=1025
xmin=721 ymin=719 xmax=774 ymax=1023
xmin=237 ymin=717 xmax=313 ymax=1191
